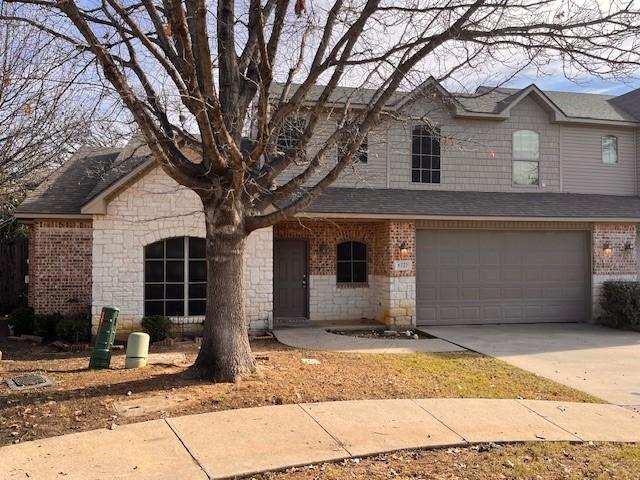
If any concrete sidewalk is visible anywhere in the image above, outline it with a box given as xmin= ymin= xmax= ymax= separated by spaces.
xmin=2 ymin=399 xmax=640 ymax=480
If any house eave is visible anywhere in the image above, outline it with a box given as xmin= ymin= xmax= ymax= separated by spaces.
xmin=13 ymin=213 xmax=92 ymax=220
xmin=296 ymin=212 xmax=640 ymax=223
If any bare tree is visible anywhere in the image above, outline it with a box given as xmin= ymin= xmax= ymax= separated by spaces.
xmin=0 ymin=4 xmax=129 ymax=230
xmin=5 ymin=0 xmax=640 ymax=381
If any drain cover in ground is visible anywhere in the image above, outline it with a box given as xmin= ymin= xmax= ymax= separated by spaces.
xmin=6 ymin=374 xmax=55 ymax=391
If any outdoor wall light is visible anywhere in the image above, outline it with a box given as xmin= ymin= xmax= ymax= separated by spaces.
xmin=319 ymin=243 xmax=329 ymax=254
xmin=603 ymin=243 xmax=613 ymax=256
xmin=399 ymin=241 xmax=409 ymax=257
xmin=625 ymin=242 xmax=634 ymax=251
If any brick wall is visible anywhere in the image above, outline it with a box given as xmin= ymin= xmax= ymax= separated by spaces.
xmin=274 ymin=220 xmax=416 ymax=326
xmin=273 ymin=221 xmax=379 ymax=275
xmin=592 ymin=223 xmax=637 ymax=275
xmin=28 ymin=220 xmax=92 ymax=315
xmin=591 ymin=223 xmax=638 ymax=318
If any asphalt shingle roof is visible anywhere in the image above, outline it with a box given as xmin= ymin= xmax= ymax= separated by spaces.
xmin=14 ymin=148 xmax=124 ymax=216
xmin=305 ymin=188 xmax=640 ymax=219
xmin=468 ymin=86 xmax=636 ymax=122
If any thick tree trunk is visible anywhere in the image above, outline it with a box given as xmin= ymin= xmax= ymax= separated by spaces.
xmin=191 ymin=199 xmax=256 ymax=382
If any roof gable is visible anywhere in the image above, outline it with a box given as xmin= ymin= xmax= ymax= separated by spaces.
xmin=13 ymin=147 xmax=122 ymax=218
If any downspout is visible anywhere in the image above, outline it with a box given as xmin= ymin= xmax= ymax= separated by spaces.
xmin=386 ymin=125 xmax=391 ymax=188
xmin=559 ymin=125 xmax=563 ymax=192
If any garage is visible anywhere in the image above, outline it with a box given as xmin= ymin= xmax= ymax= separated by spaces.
xmin=416 ymin=230 xmax=590 ymax=326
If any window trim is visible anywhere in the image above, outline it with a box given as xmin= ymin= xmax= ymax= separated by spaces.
xmin=602 ymin=135 xmax=618 ymax=164
xmin=144 ymin=237 xmax=206 ymax=318
xmin=512 ymin=129 xmax=540 ymax=186
xmin=336 ymin=241 xmax=368 ymax=285
xmin=411 ymin=125 xmax=441 ymax=184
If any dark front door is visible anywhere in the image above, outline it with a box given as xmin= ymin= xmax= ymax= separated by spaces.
xmin=274 ymin=239 xmax=308 ymax=319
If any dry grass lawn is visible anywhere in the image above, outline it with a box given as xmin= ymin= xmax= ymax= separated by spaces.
xmin=0 ymin=337 xmax=598 ymax=447
xmin=252 ymin=443 xmax=640 ymax=480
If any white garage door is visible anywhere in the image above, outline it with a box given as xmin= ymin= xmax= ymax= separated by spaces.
xmin=416 ymin=230 xmax=590 ymax=325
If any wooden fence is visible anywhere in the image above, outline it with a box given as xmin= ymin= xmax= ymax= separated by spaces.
xmin=0 ymin=236 xmax=28 ymax=314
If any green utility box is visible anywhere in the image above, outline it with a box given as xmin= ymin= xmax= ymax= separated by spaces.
xmin=89 ymin=306 xmax=120 ymax=369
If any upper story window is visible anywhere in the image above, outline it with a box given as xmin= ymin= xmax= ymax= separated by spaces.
xmin=144 ymin=237 xmax=207 ymax=317
xmin=512 ymin=130 xmax=539 ymax=186
xmin=336 ymin=241 xmax=367 ymax=284
xmin=276 ymin=117 xmax=305 ymax=153
xmin=411 ymin=125 xmax=441 ymax=184
xmin=338 ymin=134 xmax=368 ymax=164
xmin=602 ymin=135 xmax=618 ymax=164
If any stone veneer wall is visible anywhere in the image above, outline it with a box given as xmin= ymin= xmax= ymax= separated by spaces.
xmin=273 ymin=220 xmax=416 ymax=326
xmin=27 ymin=220 xmax=93 ymax=315
xmin=591 ymin=223 xmax=637 ymax=318
xmin=92 ymin=166 xmax=273 ymax=336
xmin=373 ymin=221 xmax=416 ymax=326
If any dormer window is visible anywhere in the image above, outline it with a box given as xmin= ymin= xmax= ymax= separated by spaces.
xmin=512 ymin=130 xmax=539 ymax=186
xmin=602 ymin=135 xmax=618 ymax=164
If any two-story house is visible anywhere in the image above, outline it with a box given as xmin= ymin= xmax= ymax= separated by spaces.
xmin=14 ymin=80 xmax=640 ymax=336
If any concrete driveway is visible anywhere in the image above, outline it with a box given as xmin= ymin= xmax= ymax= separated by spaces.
xmin=422 ymin=323 xmax=640 ymax=408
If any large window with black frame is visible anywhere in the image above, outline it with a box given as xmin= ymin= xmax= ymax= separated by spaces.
xmin=144 ymin=237 xmax=207 ymax=317
xmin=411 ymin=125 xmax=441 ymax=183
xmin=336 ymin=241 xmax=368 ymax=284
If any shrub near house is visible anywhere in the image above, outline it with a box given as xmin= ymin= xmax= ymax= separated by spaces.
xmin=8 ymin=307 xmax=90 ymax=342
xmin=600 ymin=281 xmax=640 ymax=330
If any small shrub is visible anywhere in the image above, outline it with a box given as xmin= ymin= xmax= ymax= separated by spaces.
xmin=600 ymin=281 xmax=640 ymax=329
xmin=9 ymin=306 xmax=35 ymax=336
xmin=34 ymin=313 xmax=63 ymax=341
xmin=56 ymin=312 xmax=90 ymax=343
xmin=141 ymin=315 xmax=172 ymax=342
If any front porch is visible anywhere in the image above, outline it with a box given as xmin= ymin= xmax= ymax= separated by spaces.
xmin=272 ymin=220 xmax=417 ymax=329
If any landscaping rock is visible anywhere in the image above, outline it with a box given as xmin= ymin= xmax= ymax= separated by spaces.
xmin=302 ymin=358 xmax=321 ymax=365
xmin=51 ymin=341 xmax=70 ymax=352
xmin=383 ymin=330 xmax=399 ymax=337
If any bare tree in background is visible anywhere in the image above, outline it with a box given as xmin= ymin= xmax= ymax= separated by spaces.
xmin=0 ymin=5 xmax=128 ymax=231
xmin=5 ymin=0 xmax=640 ymax=381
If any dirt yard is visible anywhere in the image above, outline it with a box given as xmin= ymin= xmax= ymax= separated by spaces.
xmin=251 ymin=442 xmax=640 ymax=480
xmin=0 ymin=336 xmax=597 ymax=447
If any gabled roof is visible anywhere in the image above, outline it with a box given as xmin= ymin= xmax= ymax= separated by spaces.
xmin=14 ymin=80 xmax=640 ymax=218
xmin=462 ymin=85 xmax=637 ymax=123
xmin=13 ymin=147 xmax=125 ymax=218
xmin=273 ymin=80 xmax=640 ymax=125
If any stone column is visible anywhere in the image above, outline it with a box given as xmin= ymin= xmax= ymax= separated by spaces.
xmin=374 ymin=220 xmax=416 ymax=327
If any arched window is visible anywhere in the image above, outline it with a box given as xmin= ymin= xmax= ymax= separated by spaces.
xmin=512 ymin=130 xmax=539 ymax=185
xmin=411 ymin=125 xmax=441 ymax=183
xmin=144 ymin=237 xmax=206 ymax=317
xmin=336 ymin=241 xmax=368 ymax=284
